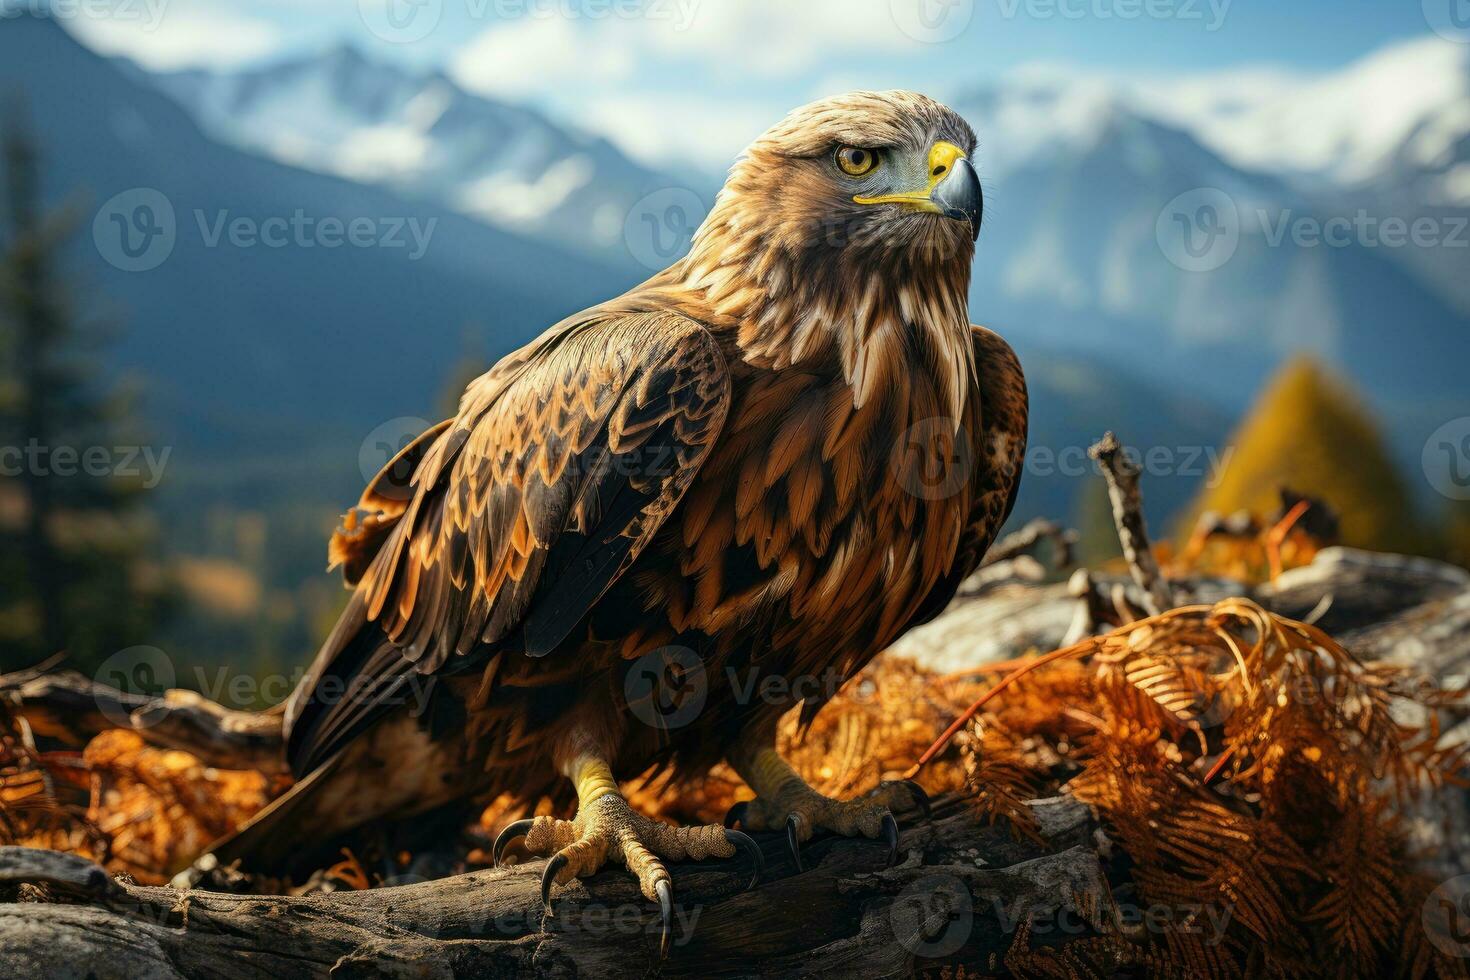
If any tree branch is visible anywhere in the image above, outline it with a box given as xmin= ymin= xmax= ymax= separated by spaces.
xmin=1 ymin=797 xmax=1103 ymax=979
xmin=1087 ymin=432 xmax=1173 ymax=615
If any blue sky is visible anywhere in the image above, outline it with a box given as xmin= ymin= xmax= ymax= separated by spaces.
xmin=60 ymin=0 xmax=1455 ymax=168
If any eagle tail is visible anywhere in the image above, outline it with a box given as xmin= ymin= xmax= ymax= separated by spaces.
xmin=191 ymin=753 xmax=352 ymax=879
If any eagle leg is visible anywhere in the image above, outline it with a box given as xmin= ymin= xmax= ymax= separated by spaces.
xmin=494 ymin=753 xmax=762 ymax=958
xmin=725 ymin=742 xmax=929 ymax=872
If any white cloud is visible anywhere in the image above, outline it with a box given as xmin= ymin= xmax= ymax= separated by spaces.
xmin=449 ymin=0 xmax=926 ymax=171
xmin=637 ymin=0 xmax=924 ymax=76
xmin=583 ymin=92 xmax=772 ymax=170
xmin=451 ymin=16 xmax=637 ymax=99
xmin=64 ymin=6 xmax=281 ymax=69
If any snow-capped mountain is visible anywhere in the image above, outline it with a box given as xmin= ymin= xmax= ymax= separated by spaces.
xmin=1146 ymin=37 xmax=1470 ymax=207
xmin=951 ymin=65 xmax=1470 ymax=449
xmin=139 ymin=45 xmax=701 ymax=262
xmin=960 ymin=35 xmax=1470 ymax=207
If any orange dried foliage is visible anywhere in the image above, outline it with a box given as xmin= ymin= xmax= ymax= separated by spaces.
xmin=916 ymin=598 xmax=1470 ymax=979
xmin=0 ymin=727 xmax=280 ymax=883
xmin=3 ymin=595 xmax=1467 ymax=980
xmin=482 ymin=656 xmax=980 ymax=840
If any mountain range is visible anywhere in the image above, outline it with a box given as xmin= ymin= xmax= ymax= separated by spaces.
xmin=125 ymin=31 xmax=1470 ymax=476
xmin=138 ymin=45 xmax=689 ymax=266
xmin=6 ymin=11 xmax=1460 ymax=666
xmin=3 ymin=13 xmax=1465 ymax=553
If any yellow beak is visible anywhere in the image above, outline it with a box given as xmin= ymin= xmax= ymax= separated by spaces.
xmin=852 ymin=141 xmax=982 ymax=240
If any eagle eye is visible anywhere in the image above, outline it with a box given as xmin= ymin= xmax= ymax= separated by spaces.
xmin=834 ymin=145 xmax=880 ymax=178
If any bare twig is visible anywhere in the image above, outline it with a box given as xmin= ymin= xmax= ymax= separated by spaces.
xmin=1087 ymin=432 xmax=1173 ymax=616
xmin=980 ymin=517 xmax=1077 ymax=569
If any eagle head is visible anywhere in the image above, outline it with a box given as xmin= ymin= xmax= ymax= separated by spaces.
xmin=698 ymin=91 xmax=981 ymax=268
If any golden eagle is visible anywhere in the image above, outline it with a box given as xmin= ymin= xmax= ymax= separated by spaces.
xmin=205 ymin=91 xmax=1027 ymax=953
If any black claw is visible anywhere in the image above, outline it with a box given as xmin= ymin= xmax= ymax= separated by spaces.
xmin=492 ymin=818 xmax=534 ymax=868
xmin=785 ymin=814 xmax=804 ymax=872
xmin=540 ymin=853 xmax=567 ymax=913
xmin=723 ymin=801 xmax=748 ymax=830
xmin=724 ymin=829 xmax=765 ymax=891
xmin=906 ymin=781 xmax=932 ymax=819
xmin=656 ymin=879 xmax=673 ymax=959
xmin=881 ymin=813 xmax=900 ymax=866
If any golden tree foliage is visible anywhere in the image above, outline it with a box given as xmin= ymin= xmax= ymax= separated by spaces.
xmin=1189 ymin=358 xmax=1421 ymax=554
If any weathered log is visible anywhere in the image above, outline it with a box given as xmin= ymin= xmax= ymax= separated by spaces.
xmin=0 ymin=668 xmax=153 ymax=748
xmin=0 ymin=797 xmax=1104 ymax=979
xmin=1 ymin=668 xmax=286 ymax=772
xmin=129 ymin=690 xmax=287 ymax=775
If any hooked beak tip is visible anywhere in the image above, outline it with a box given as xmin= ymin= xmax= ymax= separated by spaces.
xmin=932 ymin=157 xmax=982 ymax=241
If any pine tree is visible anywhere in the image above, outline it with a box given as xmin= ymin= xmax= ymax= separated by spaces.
xmin=1189 ymin=357 xmax=1422 ymax=554
xmin=0 ymin=103 xmax=173 ymax=672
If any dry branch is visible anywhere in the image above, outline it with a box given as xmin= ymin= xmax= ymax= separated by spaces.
xmin=0 ymin=797 xmax=1102 ymax=979
xmin=1087 ymin=432 xmax=1174 ymax=615
xmin=1 ymin=668 xmax=286 ymax=772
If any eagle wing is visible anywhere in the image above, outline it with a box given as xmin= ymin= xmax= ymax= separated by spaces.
xmin=284 ymin=310 xmax=731 ymax=775
xmin=903 ymin=323 xmax=1028 ymax=629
